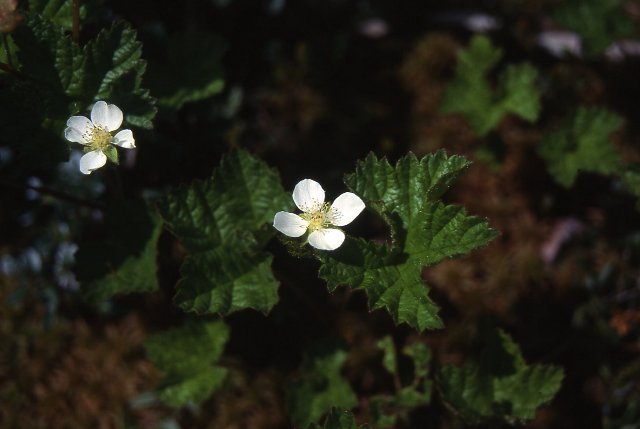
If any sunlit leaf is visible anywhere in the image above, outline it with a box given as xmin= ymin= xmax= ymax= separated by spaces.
xmin=158 ymin=149 xmax=291 ymax=315
xmin=319 ymin=152 xmax=496 ymax=331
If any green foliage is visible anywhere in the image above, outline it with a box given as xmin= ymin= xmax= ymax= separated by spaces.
xmin=553 ymin=0 xmax=633 ymax=55
xmin=369 ymin=339 xmax=432 ymax=428
xmin=538 ymin=107 xmax=623 ymax=187
xmin=1 ymin=11 xmax=154 ymax=171
xmin=75 ymin=201 xmax=161 ymax=302
xmin=147 ymin=32 xmax=226 ymax=110
xmin=437 ymin=329 xmax=564 ymax=425
xmin=440 ymin=35 xmax=540 ymax=136
xmin=1 ymin=15 xmax=76 ymax=168
xmin=28 ymin=0 xmax=86 ymax=31
xmin=309 ymin=409 xmax=366 ymax=429
xmin=319 ymin=151 xmax=497 ymax=331
xmin=145 ymin=319 xmax=229 ymax=407
xmin=286 ymin=343 xmax=358 ymax=428
xmin=83 ymin=21 xmax=156 ymax=128
xmin=158 ymin=149 xmax=291 ymax=316
xmin=377 ymin=336 xmax=396 ymax=375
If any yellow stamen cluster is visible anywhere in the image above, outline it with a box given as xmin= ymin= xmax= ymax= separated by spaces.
xmin=85 ymin=126 xmax=112 ymax=152
xmin=300 ymin=203 xmax=333 ymax=232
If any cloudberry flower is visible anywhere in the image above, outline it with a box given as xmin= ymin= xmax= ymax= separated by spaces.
xmin=273 ymin=179 xmax=365 ymax=250
xmin=64 ymin=101 xmax=135 ymax=175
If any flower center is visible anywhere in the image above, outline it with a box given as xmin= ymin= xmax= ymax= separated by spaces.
xmin=85 ymin=126 xmax=112 ymax=152
xmin=300 ymin=203 xmax=334 ymax=232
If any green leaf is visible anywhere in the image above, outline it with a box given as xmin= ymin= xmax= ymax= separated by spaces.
xmin=553 ymin=0 xmax=633 ymax=55
xmin=377 ymin=336 xmax=396 ymax=375
xmin=158 ymin=149 xmax=291 ymax=316
xmin=345 ymin=151 xmax=472 ymax=224
xmin=440 ymin=35 xmax=540 ymax=136
xmin=83 ymin=21 xmax=156 ymax=128
xmin=319 ymin=152 xmax=496 ymax=331
xmin=147 ymin=32 xmax=226 ymax=110
xmin=309 ymin=409 xmax=366 ymax=429
xmin=369 ymin=398 xmax=398 ymax=429
xmin=175 ymin=249 xmax=279 ymax=315
xmin=499 ymin=63 xmax=540 ymax=123
xmin=16 ymin=13 xmax=84 ymax=95
xmin=286 ymin=343 xmax=357 ymax=427
xmin=369 ymin=340 xmax=432 ymax=428
xmin=538 ymin=107 xmax=623 ymax=187
xmin=76 ymin=201 xmax=161 ymax=302
xmin=28 ymin=0 xmax=86 ymax=31
xmin=403 ymin=342 xmax=432 ymax=381
xmin=3 ymin=16 xmax=153 ymax=171
xmin=145 ymin=319 xmax=229 ymax=407
xmin=1 ymin=15 xmax=77 ymax=169
xmin=437 ymin=329 xmax=564 ymax=424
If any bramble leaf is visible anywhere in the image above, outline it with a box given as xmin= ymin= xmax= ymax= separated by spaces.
xmin=440 ymin=35 xmax=540 ymax=136
xmin=174 ymin=249 xmax=279 ymax=315
xmin=83 ymin=21 xmax=156 ymax=128
xmin=319 ymin=152 xmax=496 ymax=331
xmin=158 ymin=149 xmax=291 ymax=316
xmin=145 ymin=319 xmax=229 ymax=407
xmin=538 ymin=107 xmax=623 ymax=187
xmin=76 ymin=201 xmax=161 ymax=302
xmin=553 ymin=0 xmax=633 ymax=55
xmin=369 ymin=339 xmax=432 ymax=428
xmin=286 ymin=344 xmax=357 ymax=428
xmin=377 ymin=336 xmax=397 ymax=375
xmin=437 ymin=329 xmax=564 ymax=424
xmin=3 ymin=16 xmax=154 ymax=171
xmin=28 ymin=0 xmax=86 ymax=31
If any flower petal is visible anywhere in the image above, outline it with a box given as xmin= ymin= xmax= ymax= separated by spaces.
xmin=112 ymin=129 xmax=135 ymax=148
xmin=79 ymin=150 xmax=107 ymax=175
xmin=329 ymin=192 xmax=365 ymax=226
xmin=64 ymin=127 xmax=88 ymax=144
xmin=273 ymin=211 xmax=309 ymax=237
xmin=308 ymin=228 xmax=345 ymax=250
xmin=91 ymin=101 xmax=123 ymax=131
xmin=65 ymin=116 xmax=93 ymax=141
xmin=293 ymin=179 xmax=325 ymax=213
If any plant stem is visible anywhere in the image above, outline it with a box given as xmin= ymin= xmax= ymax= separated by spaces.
xmin=71 ymin=0 xmax=81 ymax=42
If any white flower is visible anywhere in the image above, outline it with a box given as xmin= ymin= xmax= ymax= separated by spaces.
xmin=273 ymin=179 xmax=365 ymax=251
xmin=63 ymin=101 xmax=135 ymax=175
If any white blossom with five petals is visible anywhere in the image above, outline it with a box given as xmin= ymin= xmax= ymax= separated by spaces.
xmin=273 ymin=179 xmax=365 ymax=250
xmin=64 ymin=101 xmax=135 ymax=175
